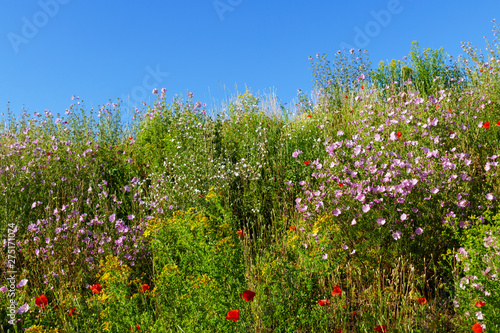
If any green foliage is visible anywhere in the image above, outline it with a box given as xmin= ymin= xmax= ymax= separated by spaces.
xmin=371 ymin=41 xmax=467 ymax=99
xmin=309 ymin=49 xmax=371 ymax=115
xmin=451 ymin=210 xmax=500 ymax=331
xmin=146 ymin=192 xmax=247 ymax=331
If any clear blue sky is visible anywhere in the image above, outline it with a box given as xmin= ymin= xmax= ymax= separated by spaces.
xmin=0 ymin=0 xmax=498 ymax=125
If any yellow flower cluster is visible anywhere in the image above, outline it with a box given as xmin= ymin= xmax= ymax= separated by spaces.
xmin=25 ymin=325 xmax=59 ymax=333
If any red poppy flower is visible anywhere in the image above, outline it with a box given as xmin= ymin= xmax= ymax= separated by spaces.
xmin=237 ymin=230 xmax=245 ymax=238
xmin=68 ymin=307 xmax=76 ymax=316
xmin=483 ymin=122 xmax=490 ymax=129
xmin=361 ymin=85 xmax=364 ymax=89
xmin=198 ymin=194 xmax=204 ymax=198
xmin=90 ymin=284 xmax=102 ymax=294
xmin=497 ymin=120 xmax=500 ymax=126
xmin=307 ymin=114 xmax=312 ymax=118
xmin=472 ymin=323 xmax=483 ymax=333
xmin=304 ymin=160 xmax=310 ymax=165
xmin=46 ymin=152 xmax=51 ymax=156
xmin=332 ymin=329 xmax=343 ymax=333
xmin=475 ymin=300 xmax=486 ymax=307
xmin=130 ymin=324 xmax=141 ymax=332
xmin=345 ymin=95 xmax=348 ymax=99
xmin=350 ymin=110 xmax=353 ymax=113
xmin=226 ymin=309 xmax=239 ymax=321
xmin=373 ymin=325 xmax=388 ymax=332
xmin=480 ymin=69 xmax=483 ymax=73
xmin=140 ymin=284 xmax=150 ymax=293
xmin=417 ymin=297 xmax=427 ymax=305
xmin=240 ymin=290 xmax=256 ymax=302
xmin=128 ymin=136 xmax=133 ymax=140
xmin=331 ymin=285 xmax=342 ymax=297
xmin=318 ymin=299 xmax=331 ymax=306
xmin=396 ymin=131 xmax=402 ymax=138
xmin=289 ymin=226 xmax=296 ymax=231
xmin=339 ymin=183 xmax=343 ymax=187
xmin=35 ymin=294 xmax=48 ymax=308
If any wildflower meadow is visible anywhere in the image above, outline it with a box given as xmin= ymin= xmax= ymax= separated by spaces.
xmin=1 ymin=22 xmax=500 ymax=333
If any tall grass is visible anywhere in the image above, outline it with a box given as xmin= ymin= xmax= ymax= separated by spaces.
xmin=1 ymin=22 xmax=500 ymax=332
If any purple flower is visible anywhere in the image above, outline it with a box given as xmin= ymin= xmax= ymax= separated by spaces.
xmin=376 ymin=218 xmax=386 ymax=226
xmin=362 ymin=204 xmax=370 ymax=213
xmin=16 ymin=279 xmax=28 ymax=288
xmin=322 ymin=253 xmax=328 ymax=260
xmin=17 ymin=303 xmax=29 ymax=314
xmin=486 ymin=193 xmax=496 ymax=201
xmin=415 ymin=227 xmax=423 ymax=235
xmin=128 ymin=214 xmax=135 ymax=220
xmin=0 ymin=286 xmax=7 ymax=293
xmin=109 ymin=214 xmax=116 ymax=223
xmin=152 ymin=88 xmax=159 ymax=95
xmin=455 ymin=247 xmax=468 ymax=261
xmin=292 ymin=150 xmax=303 ymax=158
xmin=392 ymin=230 xmax=402 ymax=240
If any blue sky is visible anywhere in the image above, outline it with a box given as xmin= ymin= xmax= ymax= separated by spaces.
xmin=0 ymin=0 xmax=499 ymax=125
